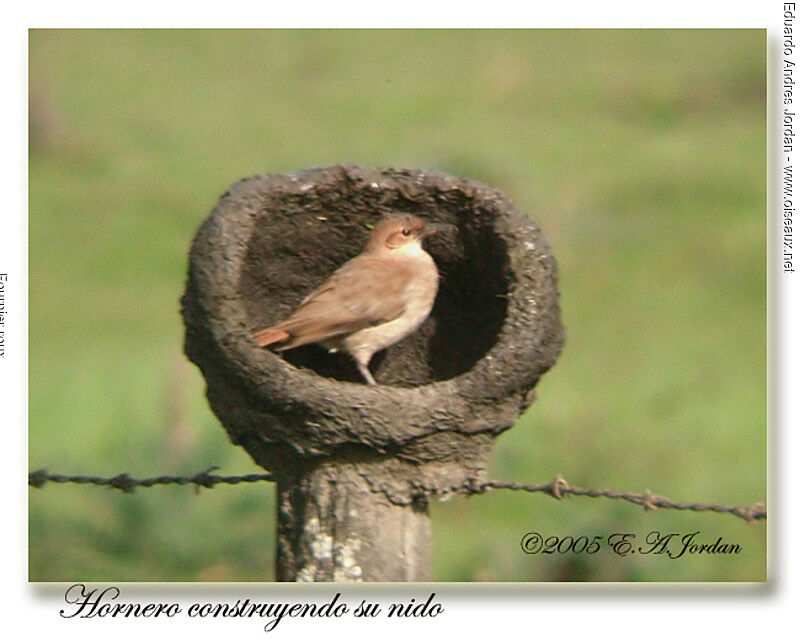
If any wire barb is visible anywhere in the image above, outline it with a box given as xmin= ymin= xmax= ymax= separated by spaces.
xmin=28 ymin=468 xmax=766 ymax=523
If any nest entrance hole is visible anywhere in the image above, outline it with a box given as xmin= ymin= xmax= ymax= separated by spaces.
xmin=238 ymin=186 xmax=509 ymax=387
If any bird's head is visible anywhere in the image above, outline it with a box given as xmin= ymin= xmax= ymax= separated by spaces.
xmin=367 ymin=214 xmax=437 ymax=255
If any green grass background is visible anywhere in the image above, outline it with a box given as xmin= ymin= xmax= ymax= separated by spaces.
xmin=28 ymin=29 xmax=766 ymax=582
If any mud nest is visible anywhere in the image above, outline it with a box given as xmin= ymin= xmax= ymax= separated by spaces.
xmin=182 ymin=165 xmax=563 ymax=501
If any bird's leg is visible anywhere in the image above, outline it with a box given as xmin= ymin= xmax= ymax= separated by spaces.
xmin=354 ymin=357 xmax=377 ymax=385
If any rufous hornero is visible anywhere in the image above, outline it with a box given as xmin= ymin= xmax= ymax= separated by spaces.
xmin=251 ymin=214 xmax=440 ymax=385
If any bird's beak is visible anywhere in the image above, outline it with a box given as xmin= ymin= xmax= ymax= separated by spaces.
xmin=421 ymin=224 xmax=442 ymax=238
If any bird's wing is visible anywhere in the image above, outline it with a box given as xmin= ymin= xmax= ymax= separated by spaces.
xmin=271 ymin=255 xmax=413 ymax=349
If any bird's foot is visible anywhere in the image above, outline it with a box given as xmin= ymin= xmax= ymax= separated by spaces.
xmin=356 ymin=361 xmax=377 ymax=385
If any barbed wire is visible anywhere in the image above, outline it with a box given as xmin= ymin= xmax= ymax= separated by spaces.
xmin=27 ymin=467 xmax=274 ymax=492
xmin=28 ymin=467 xmax=766 ymax=523
xmin=477 ymin=478 xmax=766 ymax=523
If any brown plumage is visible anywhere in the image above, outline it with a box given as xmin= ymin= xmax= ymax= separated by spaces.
xmin=252 ymin=214 xmax=439 ymax=385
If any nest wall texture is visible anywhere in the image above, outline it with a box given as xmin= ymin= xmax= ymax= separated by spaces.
xmin=182 ymin=165 xmax=563 ymax=500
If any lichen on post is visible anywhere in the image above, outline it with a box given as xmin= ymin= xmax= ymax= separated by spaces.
xmin=181 ymin=165 xmax=563 ymax=582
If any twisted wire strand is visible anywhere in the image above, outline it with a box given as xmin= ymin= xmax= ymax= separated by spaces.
xmin=28 ymin=468 xmax=765 ymax=522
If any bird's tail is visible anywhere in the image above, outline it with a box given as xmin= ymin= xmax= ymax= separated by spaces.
xmin=251 ymin=327 xmax=291 ymax=347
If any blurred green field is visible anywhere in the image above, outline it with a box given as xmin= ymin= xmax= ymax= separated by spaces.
xmin=28 ymin=29 xmax=765 ymax=582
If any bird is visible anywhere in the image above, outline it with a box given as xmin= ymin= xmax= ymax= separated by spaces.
xmin=251 ymin=214 xmax=440 ymax=385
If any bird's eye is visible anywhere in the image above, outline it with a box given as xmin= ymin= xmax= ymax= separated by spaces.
xmin=401 ymin=228 xmax=411 ymax=236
